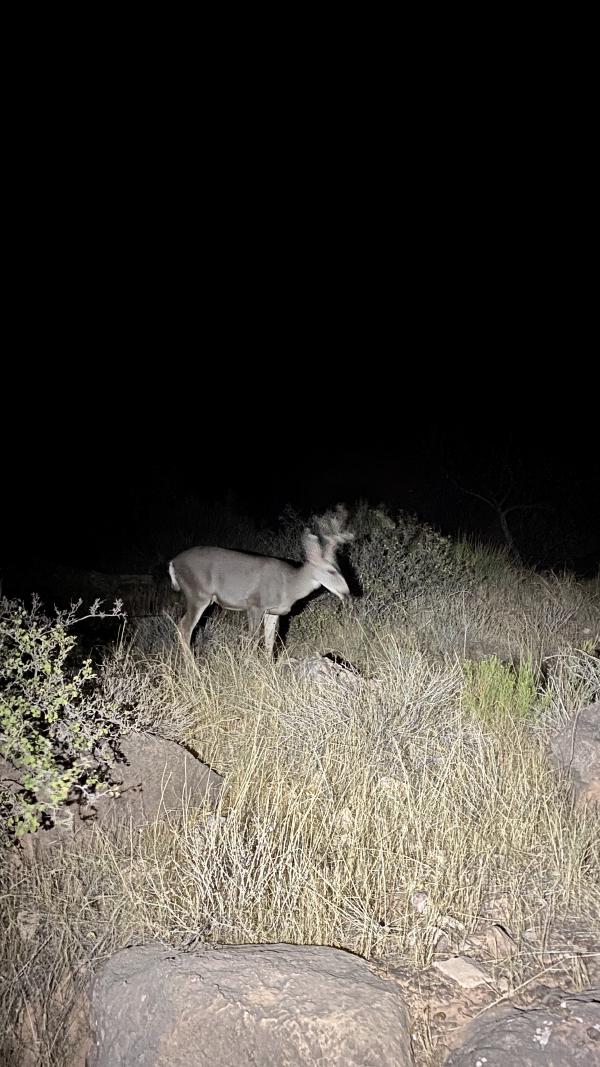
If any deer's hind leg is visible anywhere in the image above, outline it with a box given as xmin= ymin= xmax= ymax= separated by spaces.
xmin=246 ymin=606 xmax=264 ymax=646
xmin=178 ymin=595 xmax=210 ymax=647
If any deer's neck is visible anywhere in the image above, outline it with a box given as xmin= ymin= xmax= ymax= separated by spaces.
xmin=290 ymin=563 xmax=320 ymax=603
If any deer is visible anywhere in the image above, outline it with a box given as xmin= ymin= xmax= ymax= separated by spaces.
xmin=168 ymin=506 xmax=353 ymax=655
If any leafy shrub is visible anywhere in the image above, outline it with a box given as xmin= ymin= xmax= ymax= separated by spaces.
xmin=0 ymin=595 xmax=125 ymax=840
xmin=462 ymin=656 xmax=540 ymax=726
xmin=347 ymin=502 xmax=469 ymax=614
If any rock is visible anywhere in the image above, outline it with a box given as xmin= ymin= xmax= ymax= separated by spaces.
xmin=444 ymin=993 xmax=600 ymax=1065
xmin=433 ymin=957 xmax=491 ymax=989
xmin=88 ymin=942 xmax=414 ymax=1067
xmin=19 ymin=733 xmax=223 ymax=856
xmin=80 ymin=732 xmax=223 ymax=829
xmin=284 ymin=654 xmax=369 ymax=691
xmin=549 ymin=701 xmax=600 ymax=806
xmin=460 ymin=924 xmax=517 ymax=964
xmin=485 ymin=924 xmax=517 ymax=959
xmin=16 ymin=908 xmax=41 ymax=942
xmin=411 ymin=891 xmax=429 ymax=914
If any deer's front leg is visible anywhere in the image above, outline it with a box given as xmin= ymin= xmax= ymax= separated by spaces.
xmin=263 ymin=613 xmax=279 ymax=656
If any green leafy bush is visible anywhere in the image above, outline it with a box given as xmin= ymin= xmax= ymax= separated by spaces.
xmin=0 ymin=595 xmax=125 ymax=840
xmin=462 ymin=656 xmax=540 ymax=726
xmin=347 ymin=503 xmax=469 ymax=614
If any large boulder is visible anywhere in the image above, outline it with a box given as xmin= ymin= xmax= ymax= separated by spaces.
xmin=18 ymin=733 xmax=223 ymax=856
xmin=549 ymin=701 xmax=600 ymax=805
xmin=88 ymin=942 xmax=414 ymax=1067
xmin=444 ymin=993 xmax=600 ymax=1065
xmin=80 ymin=732 xmax=223 ymax=828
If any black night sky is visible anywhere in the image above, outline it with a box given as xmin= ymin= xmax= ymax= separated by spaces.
xmin=2 ymin=372 xmax=598 ymax=596
xmin=5 ymin=61 xmax=597 ymax=597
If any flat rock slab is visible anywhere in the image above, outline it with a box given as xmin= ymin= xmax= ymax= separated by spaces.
xmin=88 ymin=942 xmax=414 ymax=1067
xmin=433 ymin=956 xmax=491 ymax=989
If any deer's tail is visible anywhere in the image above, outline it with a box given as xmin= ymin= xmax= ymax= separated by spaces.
xmin=168 ymin=561 xmax=181 ymax=592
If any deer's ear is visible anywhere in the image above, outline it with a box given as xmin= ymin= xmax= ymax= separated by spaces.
xmin=302 ymin=530 xmax=322 ymax=564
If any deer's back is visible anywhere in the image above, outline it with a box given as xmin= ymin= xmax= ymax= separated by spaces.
xmin=172 ymin=546 xmax=297 ymax=611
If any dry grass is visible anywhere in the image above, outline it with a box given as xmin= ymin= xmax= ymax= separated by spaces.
xmin=1 ymin=528 xmax=600 ymax=1066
